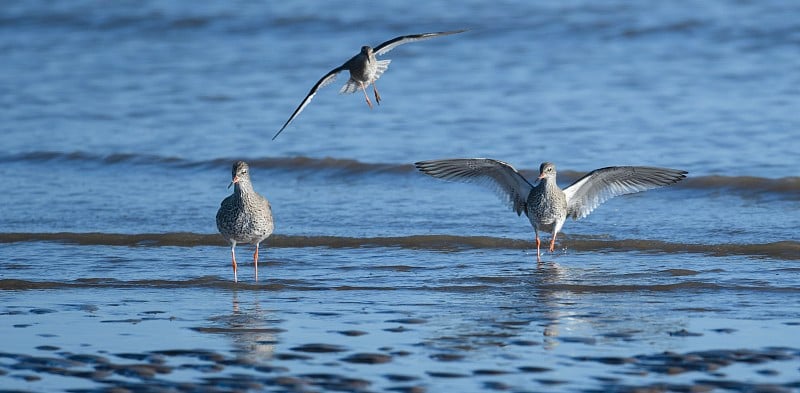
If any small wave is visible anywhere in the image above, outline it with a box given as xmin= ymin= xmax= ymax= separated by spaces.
xmin=541 ymin=281 xmax=800 ymax=294
xmin=0 ymin=277 xmax=309 ymax=292
xmin=566 ymin=239 xmax=800 ymax=261
xmin=0 ymin=151 xmax=411 ymax=176
xmin=0 ymin=151 xmax=190 ymax=167
xmin=619 ymin=20 xmax=707 ymax=38
xmin=4 ymin=151 xmax=799 ymax=199
xmin=1 ymin=6 xmax=239 ymax=34
xmin=0 ymin=5 xmax=355 ymax=36
xmin=1 ymin=232 xmax=797 ymax=260
xmin=541 ymin=281 xmax=723 ymax=293
xmin=680 ymin=175 xmax=800 ymax=199
xmin=2 ymin=277 xmax=799 ymax=294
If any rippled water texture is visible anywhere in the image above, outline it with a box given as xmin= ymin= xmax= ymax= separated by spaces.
xmin=1 ymin=0 xmax=799 ymax=392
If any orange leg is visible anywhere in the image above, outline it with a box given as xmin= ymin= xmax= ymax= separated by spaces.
xmin=360 ymin=81 xmax=373 ymax=109
xmin=230 ymin=244 xmax=238 ymax=283
xmin=373 ymin=81 xmax=382 ymax=105
xmin=549 ymin=233 xmax=557 ymax=252
xmin=253 ymin=243 xmax=259 ymax=282
xmin=535 ymin=233 xmax=542 ymax=262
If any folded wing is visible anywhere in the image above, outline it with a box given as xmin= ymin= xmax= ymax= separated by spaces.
xmin=563 ymin=166 xmax=687 ymax=220
xmin=415 ymin=158 xmax=534 ymax=216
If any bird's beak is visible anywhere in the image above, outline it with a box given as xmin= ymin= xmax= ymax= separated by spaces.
xmin=538 ymin=173 xmax=546 ymax=180
xmin=227 ymin=176 xmax=239 ymax=189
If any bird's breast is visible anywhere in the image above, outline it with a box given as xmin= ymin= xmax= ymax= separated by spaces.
xmin=527 ymin=186 xmax=567 ymax=226
xmin=349 ymin=58 xmax=377 ymax=82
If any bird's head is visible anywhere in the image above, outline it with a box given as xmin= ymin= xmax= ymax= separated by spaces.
xmin=228 ymin=161 xmax=251 ymax=189
xmin=538 ymin=162 xmax=557 ymax=180
xmin=360 ymin=45 xmax=373 ymax=61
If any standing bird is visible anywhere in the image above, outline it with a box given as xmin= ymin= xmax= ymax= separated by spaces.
xmin=415 ymin=159 xmax=687 ymax=262
xmin=273 ymin=29 xmax=466 ymax=140
xmin=216 ymin=161 xmax=274 ymax=282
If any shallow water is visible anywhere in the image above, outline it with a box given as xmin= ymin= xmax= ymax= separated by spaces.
xmin=1 ymin=0 xmax=799 ymax=392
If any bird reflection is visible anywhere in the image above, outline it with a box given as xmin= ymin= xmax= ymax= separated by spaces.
xmin=530 ymin=260 xmax=567 ymax=350
xmin=203 ymin=290 xmax=280 ymax=362
xmin=413 ymin=257 xmax=568 ymax=354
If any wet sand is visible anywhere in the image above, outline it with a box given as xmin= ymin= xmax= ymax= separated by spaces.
xmin=2 ymin=280 xmax=799 ymax=392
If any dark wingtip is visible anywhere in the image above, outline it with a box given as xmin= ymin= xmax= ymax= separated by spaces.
xmin=668 ymin=169 xmax=689 ymax=185
xmin=271 ymin=127 xmax=286 ymax=141
xmin=433 ymin=29 xmax=468 ymax=38
xmin=413 ymin=161 xmax=430 ymax=169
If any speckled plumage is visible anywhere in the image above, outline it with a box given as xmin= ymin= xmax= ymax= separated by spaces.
xmin=527 ymin=162 xmax=568 ymax=236
xmin=415 ymin=158 xmax=687 ymax=262
xmin=216 ymin=161 xmax=274 ymax=282
xmin=338 ymin=46 xmax=390 ymax=95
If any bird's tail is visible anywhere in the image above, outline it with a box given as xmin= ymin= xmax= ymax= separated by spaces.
xmin=374 ymin=59 xmax=391 ymax=79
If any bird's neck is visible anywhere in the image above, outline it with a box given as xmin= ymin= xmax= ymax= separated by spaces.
xmin=233 ymin=182 xmax=256 ymax=198
xmin=539 ymin=177 xmax=559 ymax=190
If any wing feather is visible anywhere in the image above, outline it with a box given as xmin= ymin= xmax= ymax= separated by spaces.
xmin=374 ymin=29 xmax=467 ymax=56
xmin=273 ymin=65 xmax=347 ymax=140
xmin=415 ymin=158 xmax=534 ymax=216
xmin=563 ymin=166 xmax=687 ymax=220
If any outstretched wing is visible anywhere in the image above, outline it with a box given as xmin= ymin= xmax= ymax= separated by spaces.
xmin=563 ymin=166 xmax=687 ymax=220
xmin=273 ymin=65 xmax=348 ymax=140
xmin=415 ymin=158 xmax=535 ymax=216
xmin=374 ymin=29 xmax=467 ymax=56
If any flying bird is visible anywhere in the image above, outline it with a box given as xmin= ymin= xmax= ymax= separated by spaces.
xmin=415 ymin=159 xmax=687 ymax=262
xmin=273 ymin=30 xmax=466 ymax=140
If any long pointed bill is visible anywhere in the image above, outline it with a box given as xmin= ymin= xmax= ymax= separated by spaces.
xmin=227 ymin=176 xmax=240 ymax=189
